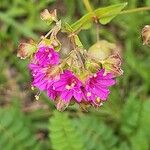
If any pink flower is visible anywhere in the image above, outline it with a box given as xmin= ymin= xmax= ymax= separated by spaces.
xmin=35 ymin=46 xmax=60 ymax=66
xmin=29 ymin=63 xmax=51 ymax=90
xmin=84 ymin=69 xmax=116 ymax=105
xmin=28 ymin=45 xmax=60 ymax=91
xmin=29 ymin=62 xmax=59 ymax=99
xmin=53 ymin=70 xmax=83 ymax=103
xmin=47 ymin=82 xmax=58 ymax=100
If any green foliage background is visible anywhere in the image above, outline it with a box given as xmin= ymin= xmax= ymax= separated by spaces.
xmin=0 ymin=0 xmax=150 ymax=150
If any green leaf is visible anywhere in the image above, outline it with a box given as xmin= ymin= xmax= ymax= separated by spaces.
xmin=71 ymin=13 xmax=93 ymax=32
xmin=120 ymin=94 xmax=142 ymax=136
xmin=140 ymin=100 xmax=150 ymax=138
xmin=130 ymin=130 xmax=149 ymax=150
xmin=62 ymin=22 xmax=74 ymax=32
xmin=74 ymin=115 xmax=118 ymax=150
xmin=0 ymin=107 xmax=40 ymax=150
xmin=97 ymin=3 xmax=127 ymax=24
xmin=71 ymin=3 xmax=127 ymax=32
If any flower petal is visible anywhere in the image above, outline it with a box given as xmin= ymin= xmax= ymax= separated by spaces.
xmin=61 ymin=90 xmax=73 ymax=102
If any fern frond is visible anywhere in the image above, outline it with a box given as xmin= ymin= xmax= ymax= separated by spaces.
xmin=120 ymin=94 xmax=142 ymax=136
xmin=129 ymin=129 xmax=149 ymax=150
xmin=74 ymin=115 xmax=118 ymax=150
xmin=0 ymin=107 xmax=40 ymax=150
xmin=140 ymin=100 xmax=150 ymax=137
xmin=49 ymin=111 xmax=84 ymax=150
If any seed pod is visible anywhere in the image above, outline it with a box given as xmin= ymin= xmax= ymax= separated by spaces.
xmin=88 ymin=40 xmax=116 ymax=60
xmin=142 ymin=25 xmax=150 ymax=45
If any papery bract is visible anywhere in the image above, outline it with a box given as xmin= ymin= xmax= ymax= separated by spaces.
xmin=102 ymin=53 xmax=123 ymax=77
xmin=17 ymin=42 xmax=37 ymax=59
xmin=40 ymin=9 xmax=57 ymax=24
xmin=142 ymin=25 xmax=150 ymax=45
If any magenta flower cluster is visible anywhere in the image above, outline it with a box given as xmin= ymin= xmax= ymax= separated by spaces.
xmin=29 ymin=45 xmax=116 ymax=107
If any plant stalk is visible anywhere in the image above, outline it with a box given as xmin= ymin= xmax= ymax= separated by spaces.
xmin=83 ymin=0 xmax=100 ymax=41
xmin=82 ymin=0 xmax=93 ymax=12
xmin=120 ymin=6 xmax=150 ymax=15
xmin=95 ymin=22 xmax=100 ymax=41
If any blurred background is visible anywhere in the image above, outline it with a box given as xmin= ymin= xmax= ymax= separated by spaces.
xmin=0 ymin=0 xmax=150 ymax=150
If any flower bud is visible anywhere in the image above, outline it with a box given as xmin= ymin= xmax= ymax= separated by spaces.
xmin=88 ymin=40 xmax=116 ymax=60
xmin=102 ymin=53 xmax=123 ymax=77
xmin=142 ymin=25 xmax=150 ymax=45
xmin=17 ymin=41 xmax=37 ymax=59
xmin=40 ymin=9 xmax=57 ymax=24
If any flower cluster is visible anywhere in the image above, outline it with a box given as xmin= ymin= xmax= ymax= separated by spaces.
xmin=17 ymin=9 xmax=123 ymax=111
xmin=25 ymin=43 xmax=118 ymax=111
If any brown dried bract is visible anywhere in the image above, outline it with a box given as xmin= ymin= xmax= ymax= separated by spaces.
xmin=142 ymin=25 xmax=150 ymax=45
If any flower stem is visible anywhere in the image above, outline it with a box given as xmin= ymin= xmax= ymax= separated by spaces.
xmin=95 ymin=22 xmax=99 ymax=41
xmin=120 ymin=6 xmax=150 ymax=15
xmin=82 ymin=0 xmax=100 ymax=42
xmin=82 ymin=0 xmax=93 ymax=12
